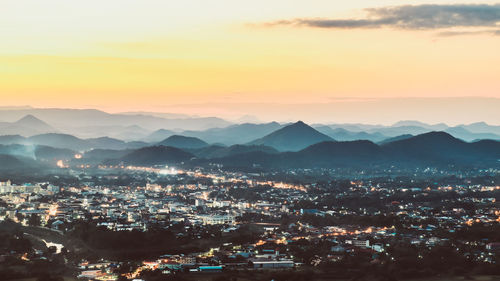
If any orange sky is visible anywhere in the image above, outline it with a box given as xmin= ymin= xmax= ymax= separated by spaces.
xmin=0 ymin=0 xmax=499 ymax=123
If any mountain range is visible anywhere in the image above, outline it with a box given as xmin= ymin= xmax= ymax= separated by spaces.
xmin=1 ymin=108 xmax=499 ymax=142
xmin=0 ymin=108 xmax=499 ymax=172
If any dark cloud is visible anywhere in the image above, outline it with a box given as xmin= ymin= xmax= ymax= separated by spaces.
xmin=264 ymin=4 xmax=500 ymax=31
xmin=437 ymin=29 xmax=500 ymax=36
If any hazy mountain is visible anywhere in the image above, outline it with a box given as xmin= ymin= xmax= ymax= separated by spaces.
xmin=34 ymin=145 xmax=76 ymax=161
xmin=78 ymin=149 xmax=135 ymax=165
xmin=0 ymin=108 xmax=231 ymax=132
xmin=459 ymin=122 xmax=500 ymax=135
xmin=87 ymin=137 xmax=127 ymax=149
xmin=119 ymin=111 xmax=191 ymax=119
xmin=104 ymin=125 xmax=152 ymax=141
xmin=235 ymin=115 xmax=261 ymax=124
xmin=0 ymin=115 xmax=57 ymax=136
xmin=0 ymin=135 xmax=26 ymax=145
xmin=444 ymin=126 xmax=500 ymax=142
xmin=182 ymin=122 xmax=283 ymax=145
xmin=6 ymin=133 xmax=148 ymax=151
xmin=144 ymin=129 xmax=176 ymax=143
xmin=0 ymin=143 xmax=75 ymax=161
xmin=248 ymin=121 xmax=333 ymax=151
xmin=28 ymin=134 xmax=90 ymax=151
xmin=325 ymin=123 xmax=385 ymax=132
xmin=82 ymin=148 xmax=133 ymax=161
xmin=63 ymin=125 xmax=151 ymax=140
xmin=97 ymin=131 xmax=500 ymax=170
xmin=0 ymin=154 xmax=41 ymax=171
xmin=315 ymin=126 xmax=387 ymax=142
xmin=392 ymin=120 xmax=448 ymax=131
xmin=366 ymin=125 xmax=432 ymax=137
xmin=378 ymin=134 xmax=414 ymax=145
xmin=157 ymin=135 xmax=208 ymax=149
xmin=123 ymin=141 xmax=150 ymax=149
xmin=15 ymin=114 xmax=55 ymax=131
xmin=117 ymin=146 xmax=194 ymax=166
xmin=0 ymin=144 xmax=36 ymax=159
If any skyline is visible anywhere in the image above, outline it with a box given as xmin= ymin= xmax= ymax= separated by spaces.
xmin=1 ymin=0 xmax=500 ymax=124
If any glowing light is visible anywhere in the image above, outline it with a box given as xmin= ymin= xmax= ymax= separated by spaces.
xmin=48 ymin=205 xmax=58 ymax=216
xmin=56 ymin=160 xmax=66 ymax=168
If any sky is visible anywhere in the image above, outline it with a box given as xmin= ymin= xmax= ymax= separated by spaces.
xmin=0 ymin=0 xmax=499 ymax=124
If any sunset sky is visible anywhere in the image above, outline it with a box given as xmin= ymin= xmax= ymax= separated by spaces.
xmin=1 ymin=0 xmax=499 ymax=124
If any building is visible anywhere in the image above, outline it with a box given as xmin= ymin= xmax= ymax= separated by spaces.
xmin=251 ymin=260 xmax=294 ymax=269
xmin=198 ymin=214 xmax=235 ymax=225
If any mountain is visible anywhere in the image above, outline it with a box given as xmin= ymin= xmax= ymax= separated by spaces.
xmin=66 ymin=125 xmax=152 ymax=141
xmin=0 ymin=115 xmax=57 ymax=136
xmin=212 ymin=140 xmax=384 ymax=169
xmin=380 ymin=131 xmax=499 ymax=164
xmin=0 ymin=144 xmax=75 ymax=161
xmin=188 ymin=144 xmax=279 ymax=159
xmin=98 ymin=131 xmax=500 ymax=170
xmin=0 ymin=144 xmax=36 ymax=159
xmin=0 ymin=108 xmax=231 ymax=132
xmin=0 ymin=132 xmax=150 ymax=151
xmin=212 ymin=132 xmax=500 ymax=169
xmin=325 ymin=123 xmax=385 ymax=132
xmin=182 ymin=122 xmax=283 ymax=145
xmin=157 ymin=135 xmax=208 ymax=149
xmin=294 ymin=140 xmax=385 ymax=167
xmin=459 ymin=122 xmax=500 ymax=135
xmin=0 ymin=154 xmax=41 ymax=171
xmin=315 ymin=126 xmax=387 ymax=142
xmin=117 ymin=146 xmax=194 ymax=166
xmin=28 ymin=134 xmax=90 ymax=151
xmin=444 ymin=126 xmax=500 ymax=142
xmin=366 ymin=125 xmax=432 ymax=137
xmin=248 ymin=121 xmax=333 ymax=151
xmin=80 ymin=149 xmax=135 ymax=164
xmin=144 ymin=129 xmax=176 ymax=143
xmin=15 ymin=114 xmax=55 ymax=131
xmin=378 ymin=134 xmax=414 ymax=145
xmin=0 ymin=135 xmax=26 ymax=145
xmin=87 ymin=137 xmax=127 ymax=149
xmin=392 ymin=120 xmax=448 ymax=131
xmin=34 ymin=145 xmax=76 ymax=161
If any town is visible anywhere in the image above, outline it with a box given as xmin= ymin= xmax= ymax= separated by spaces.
xmin=0 ymin=164 xmax=498 ymax=280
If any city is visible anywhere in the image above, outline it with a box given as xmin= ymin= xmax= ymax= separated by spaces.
xmin=0 ymin=159 xmax=498 ymax=280
xmin=1 ymin=0 xmax=500 ymax=280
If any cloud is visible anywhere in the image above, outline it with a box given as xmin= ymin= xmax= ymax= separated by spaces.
xmin=263 ymin=4 xmax=500 ymax=32
xmin=437 ymin=29 xmax=500 ymax=36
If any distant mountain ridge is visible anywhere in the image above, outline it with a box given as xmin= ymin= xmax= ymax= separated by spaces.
xmin=209 ymin=132 xmax=500 ymax=169
xmin=0 ymin=133 xmax=149 ymax=151
xmin=181 ymin=122 xmax=283 ymax=145
xmin=0 ymin=115 xmax=57 ymax=136
xmin=248 ymin=121 xmax=334 ymax=151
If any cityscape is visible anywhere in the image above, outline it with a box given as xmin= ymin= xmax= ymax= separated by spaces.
xmin=1 ymin=0 xmax=500 ymax=281
xmin=0 ymin=111 xmax=498 ymax=281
